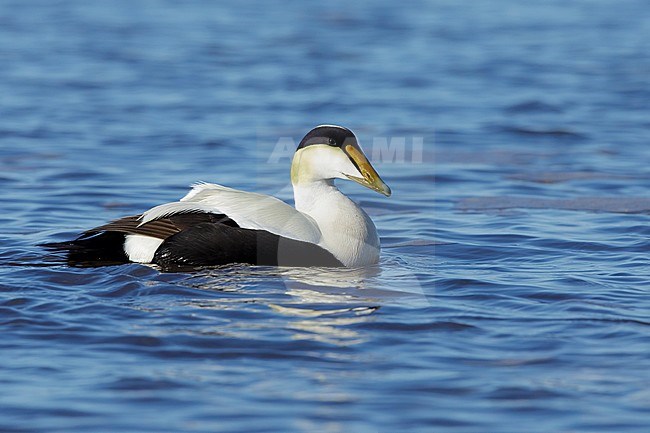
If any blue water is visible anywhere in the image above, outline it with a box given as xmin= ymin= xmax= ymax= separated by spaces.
xmin=1 ymin=0 xmax=649 ymax=432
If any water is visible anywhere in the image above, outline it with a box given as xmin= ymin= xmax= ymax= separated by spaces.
xmin=1 ymin=0 xmax=649 ymax=432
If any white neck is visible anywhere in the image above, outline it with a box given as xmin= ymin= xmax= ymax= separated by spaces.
xmin=292 ymin=179 xmax=380 ymax=267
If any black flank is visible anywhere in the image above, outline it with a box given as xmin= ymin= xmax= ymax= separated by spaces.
xmin=153 ymin=223 xmax=343 ymax=269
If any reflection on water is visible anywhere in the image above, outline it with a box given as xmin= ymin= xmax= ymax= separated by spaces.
xmin=276 ymin=266 xmax=383 ymax=289
xmin=178 ymin=264 xmax=425 ymax=347
xmin=278 ymin=264 xmax=432 ymax=307
xmin=270 ymin=304 xmax=377 ymax=346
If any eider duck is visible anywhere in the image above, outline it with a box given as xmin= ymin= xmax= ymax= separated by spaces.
xmin=44 ymin=125 xmax=391 ymax=269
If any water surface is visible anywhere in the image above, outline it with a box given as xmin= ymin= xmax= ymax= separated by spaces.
xmin=1 ymin=1 xmax=649 ymax=432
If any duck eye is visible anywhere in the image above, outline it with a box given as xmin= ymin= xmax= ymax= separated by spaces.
xmin=328 ymin=138 xmax=337 ymax=146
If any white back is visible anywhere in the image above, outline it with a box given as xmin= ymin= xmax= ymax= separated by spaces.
xmin=140 ymin=183 xmax=323 ymax=245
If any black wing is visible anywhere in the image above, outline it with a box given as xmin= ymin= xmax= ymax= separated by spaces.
xmin=86 ymin=212 xmax=237 ymax=239
xmin=43 ymin=212 xmax=342 ymax=269
xmin=42 ymin=212 xmax=236 ymax=267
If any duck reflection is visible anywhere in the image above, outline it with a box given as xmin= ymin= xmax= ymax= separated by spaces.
xmin=177 ymin=260 xmax=428 ymax=347
xmin=269 ymin=303 xmax=378 ymax=346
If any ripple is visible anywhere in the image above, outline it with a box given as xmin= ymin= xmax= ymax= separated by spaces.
xmin=456 ymin=196 xmax=650 ymax=214
xmin=508 ymin=171 xmax=637 ymax=184
xmin=492 ymin=125 xmax=587 ymax=140
xmin=504 ymin=100 xmax=563 ymax=114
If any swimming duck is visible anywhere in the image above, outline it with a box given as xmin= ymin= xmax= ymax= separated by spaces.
xmin=45 ymin=125 xmax=391 ymax=268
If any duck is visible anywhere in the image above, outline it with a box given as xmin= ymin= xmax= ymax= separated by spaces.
xmin=44 ymin=125 xmax=391 ymax=269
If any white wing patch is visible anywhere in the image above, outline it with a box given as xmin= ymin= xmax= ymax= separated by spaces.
xmin=124 ymin=234 xmax=164 ymax=263
xmin=140 ymin=183 xmax=323 ymax=244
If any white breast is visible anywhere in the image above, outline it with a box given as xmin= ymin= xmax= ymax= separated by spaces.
xmin=293 ymin=182 xmax=380 ymax=267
